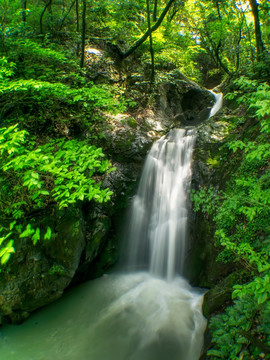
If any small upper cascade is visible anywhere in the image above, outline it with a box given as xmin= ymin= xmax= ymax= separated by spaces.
xmin=209 ymin=91 xmax=223 ymax=118
xmin=126 ymin=128 xmax=196 ymax=280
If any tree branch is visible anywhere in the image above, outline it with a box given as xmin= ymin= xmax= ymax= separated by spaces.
xmin=40 ymin=0 xmax=52 ymax=34
xmin=120 ymin=0 xmax=175 ymax=59
xmin=59 ymin=0 xmax=76 ymax=31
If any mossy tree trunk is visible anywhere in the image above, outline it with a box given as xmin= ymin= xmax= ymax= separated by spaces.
xmin=76 ymin=0 xmax=79 ymax=32
xmin=76 ymin=0 xmax=80 ymax=55
xmin=153 ymin=0 xmax=158 ymax=21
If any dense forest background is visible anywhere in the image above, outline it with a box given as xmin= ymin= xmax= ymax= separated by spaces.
xmin=0 ymin=0 xmax=270 ymax=359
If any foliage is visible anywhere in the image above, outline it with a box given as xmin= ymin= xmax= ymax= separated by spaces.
xmin=0 ymin=32 xmax=123 ymax=271
xmin=207 ymin=296 xmax=270 ymax=360
xmin=191 ymin=186 xmax=217 ymax=214
xmin=1 ymin=0 xmax=270 ymax=85
xmin=192 ymin=76 xmax=270 ymax=358
xmin=0 ymin=2 xmax=269 ymax=354
xmin=0 ymin=123 xmax=114 ymax=267
xmin=0 ymin=52 xmax=126 ymax=138
xmin=0 ymin=227 xmax=15 ymax=266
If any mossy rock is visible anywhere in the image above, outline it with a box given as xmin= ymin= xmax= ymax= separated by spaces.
xmin=85 ymin=215 xmax=111 ymax=263
xmin=0 ymin=206 xmax=85 ymax=324
xmin=202 ymin=271 xmax=244 ymax=318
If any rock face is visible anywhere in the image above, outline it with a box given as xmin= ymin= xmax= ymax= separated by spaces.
xmin=156 ymin=72 xmax=215 ymax=128
xmin=0 ymin=206 xmax=85 ymax=324
xmin=187 ymin=108 xmax=230 ymax=287
xmin=183 ymin=103 xmax=242 ymax=325
xmin=0 ymin=73 xmax=215 ymax=324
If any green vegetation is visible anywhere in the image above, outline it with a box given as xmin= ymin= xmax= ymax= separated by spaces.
xmin=0 ymin=0 xmax=270 ymax=357
xmin=0 ymin=8 xmax=126 ymax=271
xmin=192 ymin=77 xmax=270 ymax=359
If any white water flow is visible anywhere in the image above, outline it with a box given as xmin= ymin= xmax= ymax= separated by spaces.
xmin=127 ymin=128 xmax=195 ymax=280
xmin=209 ymin=91 xmax=223 ymax=118
xmin=0 ymin=119 xmax=218 ymax=360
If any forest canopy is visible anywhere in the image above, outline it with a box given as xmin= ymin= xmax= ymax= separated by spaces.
xmin=0 ymin=0 xmax=269 ymax=82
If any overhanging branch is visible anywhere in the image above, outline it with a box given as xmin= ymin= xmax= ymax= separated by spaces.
xmin=120 ymin=0 xmax=176 ymax=59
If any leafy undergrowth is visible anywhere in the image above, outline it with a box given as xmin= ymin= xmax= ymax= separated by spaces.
xmin=192 ymin=77 xmax=270 ymax=359
xmin=0 ymin=33 xmax=126 ymax=270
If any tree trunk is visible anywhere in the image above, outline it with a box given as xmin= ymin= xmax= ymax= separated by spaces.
xmin=214 ymin=40 xmax=230 ymax=74
xmin=235 ymin=26 xmax=242 ymax=71
xmin=48 ymin=0 xmax=53 ymax=31
xmin=76 ymin=0 xmax=80 ymax=56
xmin=200 ymin=31 xmax=231 ymax=75
xmin=80 ymin=0 xmax=87 ymax=68
xmin=249 ymin=0 xmax=266 ymax=60
xmin=215 ymin=0 xmax=222 ymax=20
xmin=120 ymin=0 xmax=175 ymax=59
xmin=147 ymin=0 xmax=155 ymax=85
xmin=40 ymin=0 xmax=52 ymax=34
xmin=76 ymin=0 xmax=79 ymax=32
xmin=240 ymin=6 xmax=256 ymax=68
xmin=59 ymin=0 xmax=76 ymax=31
xmin=21 ymin=0 xmax=27 ymax=23
xmin=153 ymin=0 xmax=158 ymax=22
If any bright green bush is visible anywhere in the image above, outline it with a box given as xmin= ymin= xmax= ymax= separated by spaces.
xmin=0 ymin=44 xmax=122 ymax=272
xmin=0 ymin=123 xmax=114 ymax=269
xmin=192 ymin=77 xmax=270 ymax=358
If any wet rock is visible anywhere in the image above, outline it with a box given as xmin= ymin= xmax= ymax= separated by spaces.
xmin=100 ymin=112 xmax=159 ymax=163
xmin=186 ymin=106 xmax=238 ymax=310
xmin=0 ymin=206 xmax=85 ymax=324
xmin=156 ymin=71 xmax=215 ymax=128
xmin=85 ymin=215 xmax=111 ymax=263
xmin=202 ymin=272 xmax=241 ymax=318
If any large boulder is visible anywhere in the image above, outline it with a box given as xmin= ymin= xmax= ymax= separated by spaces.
xmin=0 ymin=206 xmax=85 ymax=324
xmin=156 ymin=72 xmax=215 ymax=128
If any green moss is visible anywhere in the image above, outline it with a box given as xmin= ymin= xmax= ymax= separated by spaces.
xmin=127 ymin=117 xmax=138 ymax=128
xmin=203 ymin=272 xmax=243 ymax=318
xmin=48 ymin=264 xmax=66 ymax=276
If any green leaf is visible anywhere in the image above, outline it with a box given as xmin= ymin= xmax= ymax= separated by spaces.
xmin=31 ymin=172 xmax=39 ymax=179
xmin=9 ymin=221 xmax=16 ymax=230
xmin=32 ymin=228 xmax=41 ymax=245
xmin=73 ymin=94 xmax=82 ymax=102
xmin=258 ymin=292 xmax=268 ymax=305
xmin=20 ymin=224 xmax=35 ymax=238
xmin=1 ymin=252 xmax=11 ymax=265
xmin=44 ymin=227 xmax=52 ymax=241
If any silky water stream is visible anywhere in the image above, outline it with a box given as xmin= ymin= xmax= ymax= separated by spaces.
xmin=0 ymin=94 xmax=223 ymax=360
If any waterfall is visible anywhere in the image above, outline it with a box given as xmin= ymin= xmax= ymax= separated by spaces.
xmin=126 ymin=128 xmax=195 ymax=280
xmin=1 ymin=96 xmax=225 ymax=360
xmin=0 ymin=127 xmax=207 ymax=360
xmin=209 ymin=91 xmax=223 ymax=118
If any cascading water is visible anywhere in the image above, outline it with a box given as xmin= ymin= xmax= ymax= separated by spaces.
xmin=0 ymin=93 xmax=225 ymax=360
xmin=126 ymin=128 xmax=195 ymax=280
xmin=209 ymin=91 xmax=223 ymax=118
